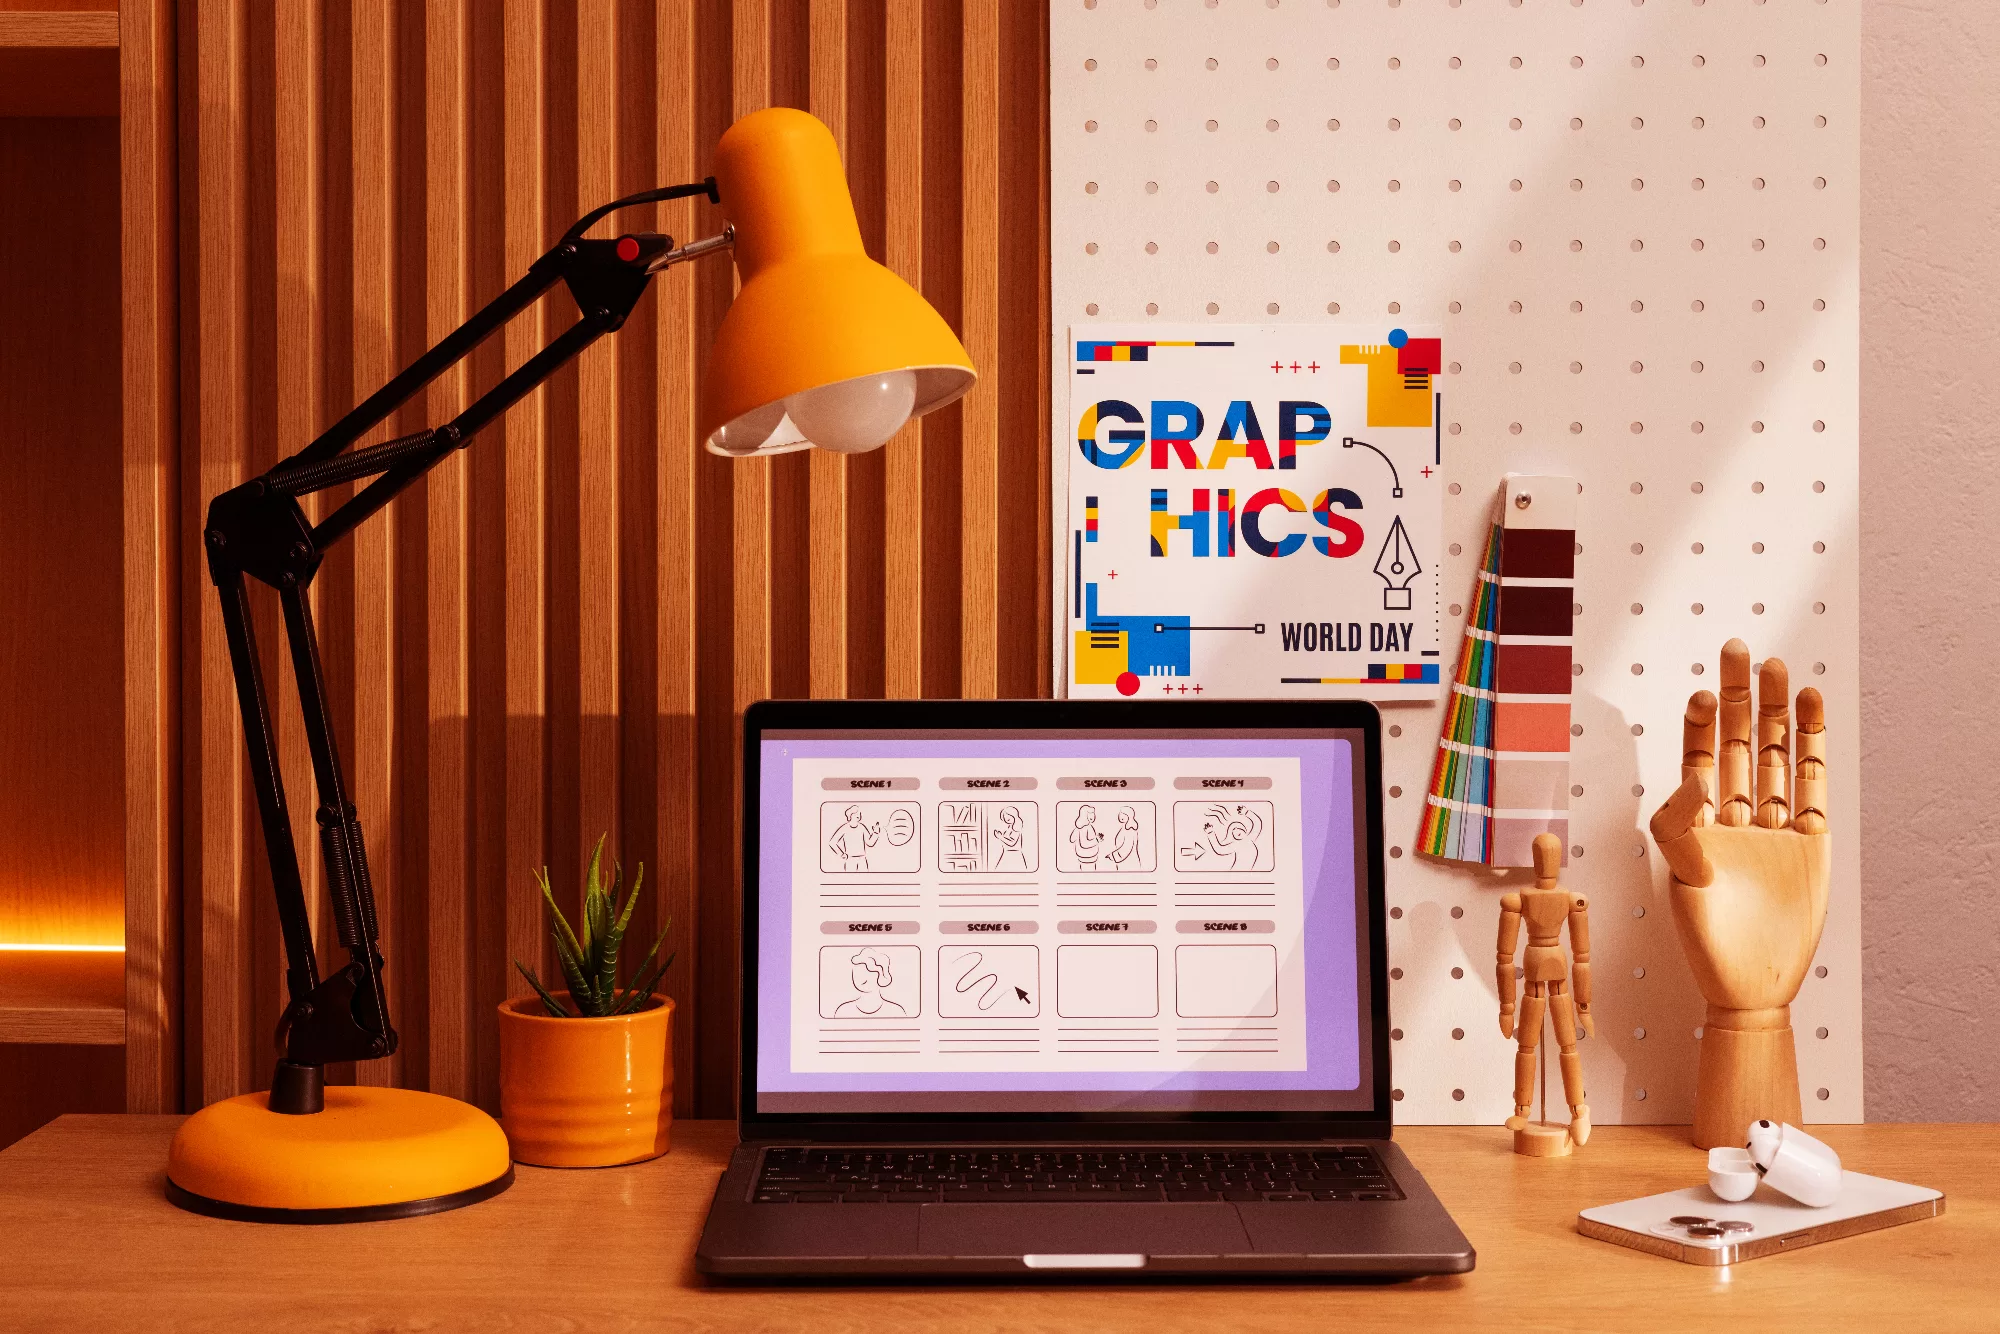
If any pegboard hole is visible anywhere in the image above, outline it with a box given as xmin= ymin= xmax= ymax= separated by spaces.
xmin=1817 ymin=1088 xmax=1831 ymax=1101
xmin=1144 ymin=57 xmax=1157 ymax=71
xmin=1630 ymin=541 xmax=1644 ymax=555
xmin=1632 ymin=905 xmax=1646 ymax=919
xmin=1207 ymin=242 xmax=1220 ymax=255
xmin=1388 ymin=724 xmax=1402 ymax=738
xmin=1634 ymin=1027 xmax=1647 ymax=1040
xmin=1450 ymin=906 xmax=1463 ymax=919
xmin=1266 ymin=302 xmax=1280 ymax=315
xmin=1451 ymin=1028 xmax=1464 ymax=1041
xmin=1205 ymin=180 xmax=1219 ymax=194
xmin=1326 ymin=240 xmax=1339 ymax=253
xmin=1570 ymin=119 xmax=1583 ymax=132
xmin=1451 ymin=967 xmax=1465 ymax=980
xmin=1207 ymin=302 xmax=1221 ymax=315
xmin=1691 ymin=422 xmax=1705 ymax=434
xmin=1751 ymin=480 xmax=1765 ymax=493
xmin=1085 ymin=303 xmax=1099 ymax=316
xmin=1392 ymin=1028 xmax=1403 ymax=1041
xmin=1629 ymin=603 xmax=1642 ymax=615
xmin=1510 ymin=179 xmax=1523 ymax=192
xmin=1327 ymin=118 xmax=1340 ymax=131
xmin=1388 ymin=117 xmax=1402 ymax=130
xmin=1205 ymin=119 xmax=1218 ymax=132
xmin=1389 ymin=785 xmax=1403 ymax=798
xmin=1752 ymin=602 xmax=1765 ymax=615
xmin=1692 ymin=238 xmax=1705 ymax=251
xmin=1389 ymin=906 xmax=1402 ymax=920
xmin=1510 ymin=56 xmax=1523 ymax=68
xmin=1571 ymin=783 xmax=1585 ymax=798
xmin=1452 ymin=1089 xmax=1465 ymax=1102
xmin=1817 ymin=1027 xmax=1830 ymax=1039
xmin=1509 ymin=360 xmax=1522 ymax=373
xmin=1449 ymin=180 xmax=1462 ymax=193
xmin=1569 ymin=360 xmax=1582 ymax=372
xmin=1390 ymin=967 xmax=1404 ymax=981
xmin=1268 ymin=240 xmax=1282 ymax=253
xmin=1692 ymin=662 xmax=1705 ymax=674
xmin=1084 ymin=58 xmax=1097 ymax=71
xmin=1630 ymin=300 xmax=1644 ymax=313
xmin=1692 ymin=299 xmax=1705 ymax=312
xmin=1391 ymin=1089 xmax=1404 ymax=1102
xmin=1449 ymin=240 xmax=1462 ymax=253
xmin=1084 ymin=120 xmax=1098 ymax=133
xmin=1634 ymin=1089 xmax=1648 ymax=1102
xmin=1327 ymin=179 xmax=1341 ymax=192
xmin=1570 ymin=663 xmax=1582 ymax=677
xmin=1631 ymin=723 xmax=1644 ymax=736
xmin=1264 ymin=119 xmax=1278 ymax=132
xmin=1449 ymin=57 xmax=1462 ymax=71
xmin=1816 ymin=965 xmax=1829 ymax=978
xmin=1813 ymin=601 xmax=1827 ymax=615
xmin=1084 ymin=181 xmax=1099 ymax=195
xmin=1509 ymin=239 xmax=1522 ymax=253
xmin=1206 ymin=57 xmax=1219 ymax=71
xmin=1144 ymin=241 xmax=1158 ymax=254
xmin=1815 ymin=298 xmax=1827 ymax=310
xmin=1389 ymin=846 xmax=1403 ymax=859
xmin=1511 ymin=300 xmax=1524 ymax=313
xmin=1085 ymin=242 xmax=1099 ymax=255
xmin=1574 ymin=724 xmax=1587 ymax=737
xmin=1145 ymin=303 xmax=1159 ymax=315
xmin=1691 ymin=602 xmax=1704 ymax=615
xmin=1691 ymin=480 xmax=1705 ymax=493
xmin=1144 ymin=180 xmax=1158 ymax=195
xmin=1448 ymin=542 xmax=1462 ymax=556
xmin=1814 ymin=662 xmax=1826 ymax=674
xmin=1388 ymin=179 xmax=1402 ymax=192
xmin=1692 ymin=542 xmax=1704 ymax=554
xmin=1267 ymin=57 xmax=1279 ymax=70
xmin=1633 ymin=966 xmax=1646 ymax=979
xmin=1571 ymin=56 xmax=1584 ymax=69
xmin=1571 ymin=846 xmax=1584 ymax=859
xmin=1388 ymin=240 xmax=1401 ymax=253
xmin=1813 ymin=541 xmax=1826 ymax=553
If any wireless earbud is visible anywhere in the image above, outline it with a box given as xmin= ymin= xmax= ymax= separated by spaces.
xmin=1707 ymin=1121 xmax=1844 ymax=1207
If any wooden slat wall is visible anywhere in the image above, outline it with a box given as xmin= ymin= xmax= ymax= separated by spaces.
xmin=157 ymin=0 xmax=1048 ymax=1117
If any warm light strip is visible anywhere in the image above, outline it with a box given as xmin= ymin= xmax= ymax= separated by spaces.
xmin=0 ymin=943 xmax=126 ymax=953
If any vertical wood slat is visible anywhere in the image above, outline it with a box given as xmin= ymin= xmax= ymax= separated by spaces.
xmin=149 ymin=5 xmax=1052 ymax=1114
xmin=654 ymin=0 xmax=701 ymax=1119
xmin=502 ymin=0 xmax=548 ymax=1019
xmin=194 ymin=0 xmax=250 ymax=1107
xmin=881 ymin=0 xmax=924 ymax=699
xmin=424 ymin=0 xmax=472 ymax=1100
xmin=959 ymin=0 xmax=998 ymax=699
xmin=122 ymin=0 xmax=180 ymax=1113
xmin=806 ymin=0 xmax=848 ymax=700
xmin=576 ymin=0 xmax=621 ymax=873
xmin=349 ymin=0 xmax=398 ymax=1088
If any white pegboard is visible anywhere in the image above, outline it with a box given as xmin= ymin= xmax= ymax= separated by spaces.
xmin=1051 ymin=0 xmax=1859 ymax=1126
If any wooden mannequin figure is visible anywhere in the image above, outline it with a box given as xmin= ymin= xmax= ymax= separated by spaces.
xmin=1496 ymin=832 xmax=1594 ymax=1155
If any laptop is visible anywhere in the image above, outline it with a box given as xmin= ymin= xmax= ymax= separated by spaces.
xmin=695 ymin=698 xmax=1474 ymax=1279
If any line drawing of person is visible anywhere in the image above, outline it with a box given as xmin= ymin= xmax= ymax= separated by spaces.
xmin=991 ymin=806 xmax=1030 ymax=871
xmin=1180 ymin=802 xmax=1267 ymax=869
xmin=834 ymin=947 xmax=909 ymax=1016
xmin=826 ymin=804 xmax=881 ymax=871
xmin=1107 ymin=805 xmax=1142 ymax=868
xmin=1068 ymin=804 xmax=1104 ymax=869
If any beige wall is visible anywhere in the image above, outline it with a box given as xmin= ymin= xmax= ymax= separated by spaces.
xmin=1861 ymin=1 xmax=2000 ymax=1120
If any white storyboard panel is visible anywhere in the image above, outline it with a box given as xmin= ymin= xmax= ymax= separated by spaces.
xmin=792 ymin=757 xmax=1308 ymax=1074
xmin=1051 ymin=0 xmax=1860 ymax=1125
xmin=1064 ymin=324 xmax=1445 ymax=699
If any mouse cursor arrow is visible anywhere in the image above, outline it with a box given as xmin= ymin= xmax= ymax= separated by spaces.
xmin=1014 ymin=987 xmax=1030 ymax=1003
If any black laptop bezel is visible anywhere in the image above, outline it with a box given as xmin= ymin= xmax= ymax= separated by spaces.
xmin=737 ymin=698 xmax=1392 ymax=1143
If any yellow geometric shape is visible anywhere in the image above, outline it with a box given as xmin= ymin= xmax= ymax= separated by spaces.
xmin=1340 ymin=343 xmax=1433 ymax=428
xmin=1072 ymin=630 xmax=1130 ymax=685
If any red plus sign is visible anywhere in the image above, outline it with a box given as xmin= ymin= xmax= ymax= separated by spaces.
xmin=1420 ymin=465 xmax=1433 ymax=479
xmin=1289 ymin=361 xmax=1301 ymax=373
xmin=1270 ymin=360 xmax=1284 ymax=373
xmin=1106 ymin=569 xmax=1118 ymax=579
xmin=1191 ymin=683 xmax=1204 ymax=694
xmin=1307 ymin=361 xmax=1321 ymax=373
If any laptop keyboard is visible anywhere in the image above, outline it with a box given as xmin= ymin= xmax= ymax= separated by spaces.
xmin=751 ymin=1145 xmax=1403 ymax=1204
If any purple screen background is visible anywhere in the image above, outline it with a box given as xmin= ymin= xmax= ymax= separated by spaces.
xmin=756 ymin=736 xmax=1359 ymax=1095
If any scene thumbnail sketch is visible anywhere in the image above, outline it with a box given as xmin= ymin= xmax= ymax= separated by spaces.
xmin=1056 ymin=944 xmax=1159 ymax=1018
xmin=819 ymin=801 xmax=920 ymax=874
xmin=1175 ymin=944 xmax=1280 ymax=1018
xmin=1173 ymin=800 xmax=1275 ymax=872
xmin=939 ymin=945 xmax=1041 ymax=1017
xmin=938 ymin=801 xmax=1039 ymax=873
xmin=1056 ymin=800 xmax=1156 ymax=873
xmin=818 ymin=944 xmax=922 ymax=1019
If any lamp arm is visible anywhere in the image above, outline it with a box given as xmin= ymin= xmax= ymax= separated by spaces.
xmin=201 ymin=180 xmax=728 ymax=1111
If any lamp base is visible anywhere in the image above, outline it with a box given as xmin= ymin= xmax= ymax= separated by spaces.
xmin=166 ymin=1084 xmax=514 ymax=1224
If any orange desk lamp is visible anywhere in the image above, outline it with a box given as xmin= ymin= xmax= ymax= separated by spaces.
xmin=169 ymin=108 xmax=974 ymax=1223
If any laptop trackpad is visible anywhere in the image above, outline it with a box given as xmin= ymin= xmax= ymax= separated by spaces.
xmin=918 ymin=1203 xmax=1252 ymax=1258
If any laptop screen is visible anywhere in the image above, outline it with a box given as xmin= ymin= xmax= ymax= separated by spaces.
xmin=749 ymin=717 xmax=1380 ymax=1117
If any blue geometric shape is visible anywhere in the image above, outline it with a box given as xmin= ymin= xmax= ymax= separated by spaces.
xmin=1387 ymin=327 xmax=1409 ymax=348
xmin=1083 ymin=583 xmax=1191 ymax=678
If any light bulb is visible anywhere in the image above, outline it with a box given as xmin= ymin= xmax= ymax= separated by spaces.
xmin=785 ymin=371 xmax=917 ymax=454
xmin=709 ymin=399 xmax=794 ymax=455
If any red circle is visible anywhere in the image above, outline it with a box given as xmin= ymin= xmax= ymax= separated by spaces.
xmin=616 ymin=236 xmax=641 ymax=262
xmin=1115 ymin=671 xmax=1141 ymax=696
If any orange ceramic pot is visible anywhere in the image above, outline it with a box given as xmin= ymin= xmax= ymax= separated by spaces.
xmin=496 ymin=994 xmax=674 ymax=1167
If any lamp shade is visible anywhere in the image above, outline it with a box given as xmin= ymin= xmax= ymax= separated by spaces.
xmin=700 ymin=108 xmax=976 ymax=457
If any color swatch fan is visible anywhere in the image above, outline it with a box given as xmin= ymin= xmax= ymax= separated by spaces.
xmin=1419 ymin=476 xmax=1576 ymax=867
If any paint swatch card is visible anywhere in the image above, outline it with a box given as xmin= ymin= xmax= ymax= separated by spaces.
xmin=1061 ymin=324 xmax=1445 ymax=700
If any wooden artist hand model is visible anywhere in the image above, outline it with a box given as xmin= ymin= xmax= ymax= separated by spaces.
xmin=1648 ymin=640 xmax=1830 ymax=1149
xmin=1496 ymin=833 xmax=1594 ymax=1147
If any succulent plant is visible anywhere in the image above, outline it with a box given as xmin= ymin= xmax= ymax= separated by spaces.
xmin=514 ymin=834 xmax=673 ymax=1017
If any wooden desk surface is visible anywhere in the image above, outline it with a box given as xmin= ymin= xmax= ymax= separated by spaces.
xmin=1 ymin=1116 xmax=1992 ymax=1333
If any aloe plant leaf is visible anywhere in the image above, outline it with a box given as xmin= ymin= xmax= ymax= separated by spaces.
xmin=581 ymin=834 xmax=608 ymax=961
xmin=613 ymin=921 xmax=672 ymax=1012
xmin=551 ymin=927 xmax=597 ymax=1013
xmin=513 ymin=959 xmax=570 ymax=1018
xmin=535 ymin=866 xmax=589 ymax=983
xmin=599 ymin=862 xmax=643 ymax=1001
xmin=614 ymin=952 xmax=674 ymax=1014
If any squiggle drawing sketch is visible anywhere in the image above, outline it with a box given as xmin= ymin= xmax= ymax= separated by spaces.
xmin=1173 ymin=800 xmax=1275 ymax=872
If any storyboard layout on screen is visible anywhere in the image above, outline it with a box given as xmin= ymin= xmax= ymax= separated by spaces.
xmin=796 ymin=756 xmax=1306 ymax=1076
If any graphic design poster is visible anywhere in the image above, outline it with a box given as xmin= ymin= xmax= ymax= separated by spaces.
xmin=1061 ymin=325 xmax=1445 ymax=701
